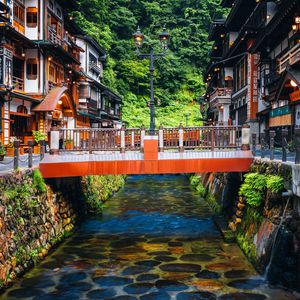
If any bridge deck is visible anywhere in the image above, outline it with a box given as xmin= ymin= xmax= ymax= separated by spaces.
xmin=39 ymin=150 xmax=253 ymax=178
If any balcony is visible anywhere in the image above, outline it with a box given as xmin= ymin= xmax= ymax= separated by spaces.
xmin=48 ymin=26 xmax=62 ymax=45
xmin=209 ymin=88 xmax=232 ymax=108
xmin=12 ymin=76 xmax=24 ymax=92
xmin=278 ymin=43 xmax=300 ymax=74
xmin=89 ymin=62 xmax=102 ymax=75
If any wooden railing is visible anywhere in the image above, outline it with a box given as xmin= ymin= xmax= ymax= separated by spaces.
xmin=48 ymin=26 xmax=62 ymax=45
xmin=278 ymin=43 xmax=300 ymax=74
xmin=209 ymin=88 xmax=232 ymax=103
xmin=12 ymin=76 xmax=24 ymax=91
xmin=58 ymin=126 xmax=242 ymax=153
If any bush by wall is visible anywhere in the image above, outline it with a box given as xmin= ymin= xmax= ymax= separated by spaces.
xmin=81 ymin=175 xmax=126 ymax=214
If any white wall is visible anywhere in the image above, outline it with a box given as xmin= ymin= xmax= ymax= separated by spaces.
xmin=10 ymin=99 xmax=32 ymax=114
xmin=77 ymin=38 xmax=87 ymax=73
xmin=25 ymin=0 xmax=39 ymax=40
xmin=24 ymin=49 xmax=39 ymax=93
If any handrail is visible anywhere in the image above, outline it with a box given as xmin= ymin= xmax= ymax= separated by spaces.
xmin=278 ymin=43 xmax=300 ymax=74
xmin=58 ymin=126 xmax=242 ymax=153
xmin=12 ymin=76 xmax=24 ymax=91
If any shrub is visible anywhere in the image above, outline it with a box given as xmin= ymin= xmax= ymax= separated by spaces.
xmin=239 ymin=173 xmax=267 ymax=207
xmin=266 ymin=175 xmax=284 ymax=194
xmin=33 ymin=170 xmax=47 ymax=193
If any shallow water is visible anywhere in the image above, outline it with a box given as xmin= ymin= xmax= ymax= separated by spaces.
xmin=1 ymin=175 xmax=297 ymax=299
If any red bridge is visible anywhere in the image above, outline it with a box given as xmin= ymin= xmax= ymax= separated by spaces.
xmin=39 ymin=126 xmax=253 ymax=178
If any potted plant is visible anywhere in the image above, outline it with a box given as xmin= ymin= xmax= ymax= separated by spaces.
xmin=0 ymin=143 xmax=6 ymax=161
xmin=32 ymin=130 xmax=46 ymax=154
xmin=64 ymin=139 xmax=73 ymax=150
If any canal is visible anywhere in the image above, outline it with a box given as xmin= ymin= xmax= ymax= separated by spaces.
xmin=1 ymin=175 xmax=296 ymax=299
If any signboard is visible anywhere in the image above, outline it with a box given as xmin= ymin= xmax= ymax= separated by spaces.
xmin=0 ymin=46 xmax=12 ymax=86
xmin=290 ymin=90 xmax=300 ymax=102
xmin=247 ymin=53 xmax=259 ymax=120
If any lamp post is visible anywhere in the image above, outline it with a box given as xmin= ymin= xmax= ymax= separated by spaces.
xmin=133 ymin=26 xmax=170 ymax=135
xmin=184 ymin=113 xmax=191 ymax=127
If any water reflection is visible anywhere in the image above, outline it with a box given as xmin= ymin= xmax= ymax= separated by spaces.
xmin=1 ymin=175 xmax=296 ymax=299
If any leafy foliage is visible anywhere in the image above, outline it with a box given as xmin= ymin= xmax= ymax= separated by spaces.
xmin=266 ymin=175 xmax=284 ymax=194
xmin=82 ymin=175 xmax=126 ymax=214
xmin=73 ymin=0 xmax=225 ymax=126
xmin=239 ymin=173 xmax=267 ymax=207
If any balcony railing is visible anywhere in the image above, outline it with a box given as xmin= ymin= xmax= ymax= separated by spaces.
xmin=12 ymin=76 xmax=24 ymax=91
xmin=278 ymin=43 xmax=300 ymax=74
xmin=89 ymin=62 xmax=102 ymax=75
xmin=48 ymin=26 xmax=62 ymax=45
xmin=210 ymin=88 xmax=232 ymax=101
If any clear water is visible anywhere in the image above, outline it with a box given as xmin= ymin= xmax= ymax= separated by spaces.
xmin=1 ymin=175 xmax=297 ymax=300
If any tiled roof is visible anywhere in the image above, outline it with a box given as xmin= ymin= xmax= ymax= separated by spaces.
xmin=32 ymin=86 xmax=69 ymax=112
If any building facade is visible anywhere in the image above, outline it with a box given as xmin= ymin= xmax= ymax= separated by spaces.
xmin=0 ymin=0 xmax=121 ymax=147
xmin=205 ymin=0 xmax=300 ymax=144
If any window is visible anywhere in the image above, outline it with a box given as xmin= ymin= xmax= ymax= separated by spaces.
xmin=26 ymin=59 xmax=38 ymax=80
xmin=26 ymin=7 xmax=38 ymax=27
xmin=13 ymin=1 xmax=25 ymax=24
xmin=234 ymin=57 xmax=248 ymax=91
xmin=48 ymin=61 xmax=64 ymax=83
xmin=79 ymin=85 xmax=90 ymax=98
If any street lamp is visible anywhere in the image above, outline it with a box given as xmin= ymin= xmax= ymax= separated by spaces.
xmin=133 ymin=26 xmax=170 ymax=135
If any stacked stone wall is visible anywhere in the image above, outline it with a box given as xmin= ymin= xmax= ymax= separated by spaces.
xmin=0 ymin=170 xmax=84 ymax=290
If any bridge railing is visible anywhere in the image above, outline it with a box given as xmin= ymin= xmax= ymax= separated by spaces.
xmin=55 ymin=126 xmax=242 ymax=153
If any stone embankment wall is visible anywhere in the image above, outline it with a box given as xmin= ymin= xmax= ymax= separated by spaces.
xmin=191 ymin=160 xmax=300 ymax=291
xmin=0 ymin=170 xmax=125 ymax=291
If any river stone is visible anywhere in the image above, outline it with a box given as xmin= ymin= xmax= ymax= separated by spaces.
xmin=60 ymin=271 xmax=87 ymax=283
xmin=180 ymin=254 xmax=214 ymax=262
xmin=135 ymin=260 xmax=161 ymax=267
xmin=159 ymin=263 xmax=201 ymax=273
xmin=93 ymin=276 xmax=133 ymax=286
xmin=219 ymin=293 xmax=267 ymax=300
xmin=86 ymin=288 xmax=116 ymax=299
xmin=111 ymin=238 xmax=137 ymax=248
xmin=224 ymin=269 xmax=250 ymax=278
xmin=206 ymin=263 xmax=232 ymax=271
xmin=140 ymin=291 xmax=171 ymax=300
xmin=7 ymin=288 xmax=44 ymax=298
xmin=149 ymin=238 xmax=170 ymax=243
xmin=192 ymin=279 xmax=224 ymax=291
xmin=40 ymin=260 xmax=61 ymax=270
xmin=111 ymin=296 xmax=137 ymax=300
xmin=155 ymin=255 xmax=177 ymax=262
xmin=21 ymin=276 xmax=55 ymax=288
xmin=122 ymin=265 xmax=152 ymax=275
xmin=123 ymin=282 xmax=154 ymax=294
xmin=168 ymin=241 xmax=183 ymax=247
xmin=56 ymin=281 xmax=92 ymax=292
xmin=155 ymin=280 xmax=188 ymax=291
xmin=148 ymin=251 xmax=171 ymax=256
xmin=177 ymin=291 xmax=217 ymax=300
xmin=195 ymin=270 xmax=220 ymax=279
xmin=136 ymin=274 xmax=160 ymax=281
xmin=227 ymin=279 xmax=265 ymax=289
xmin=36 ymin=290 xmax=81 ymax=300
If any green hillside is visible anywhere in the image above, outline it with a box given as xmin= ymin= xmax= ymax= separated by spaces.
xmin=72 ymin=0 xmax=224 ymax=127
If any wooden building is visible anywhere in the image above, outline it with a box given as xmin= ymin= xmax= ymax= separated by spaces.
xmin=0 ymin=0 xmax=121 ymax=148
xmin=205 ymin=0 xmax=300 ymax=143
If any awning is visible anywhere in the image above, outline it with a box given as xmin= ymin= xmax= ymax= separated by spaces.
xmin=32 ymin=86 xmax=76 ymax=115
xmin=77 ymin=110 xmax=102 ymax=121
xmin=274 ymin=67 xmax=300 ymax=102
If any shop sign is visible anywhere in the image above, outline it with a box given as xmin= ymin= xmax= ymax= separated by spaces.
xmin=0 ymin=47 xmax=13 ymax=86
xmin=290 ymin=90 xmax=300 ymax=102
xmin=269 ymin=106 xmax=291 ymax=118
